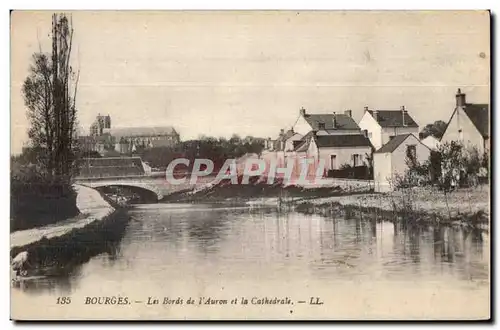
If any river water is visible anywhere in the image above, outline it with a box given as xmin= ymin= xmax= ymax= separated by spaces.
xmin=11 ymin=203 xmax=490 ymax=320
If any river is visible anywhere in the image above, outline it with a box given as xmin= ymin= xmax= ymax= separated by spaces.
xmin=11 ymin=203 xmax=490 ymax=320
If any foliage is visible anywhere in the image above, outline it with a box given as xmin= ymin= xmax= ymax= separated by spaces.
xmin=394 ymin=141 xmax=488 ymax=192
xmin=22 ymin=13 xmax=79 ymax=181
xmin=11 ymin=154 xmax=79 ymax=231
xmin=419 ymin=120 xmax=447 ymax=140
xmin=339 ymin=163 xmax=352 ymax=170
xmin=12 ymin=13 xmax=81 ymax=230
xmin=139 ymin=134 xmax=265 ymax=170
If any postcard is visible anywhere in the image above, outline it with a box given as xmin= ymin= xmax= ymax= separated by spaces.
xmin=10 ymin=10 xmax=490 ymax=320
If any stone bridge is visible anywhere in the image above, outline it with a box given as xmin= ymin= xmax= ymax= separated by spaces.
xmin=75 ymin=175 xmax=166 ymax=201
xmin=74 ymin=174 xmax=216 ymax=202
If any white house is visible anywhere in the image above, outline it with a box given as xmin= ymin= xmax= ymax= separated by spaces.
xmin=440 ymin=88 xmax=490 ymax=154
xmin=292 ymin=131 xmax=373 ymax=172
xmin=358 ymin=106 xmax=420 ymax=150
xmin=264 ymin=138 xmax=275 ymax=151
xmin=373 ymin=133 xmax=431 ymax=192
xmin=420 ymin=135 xmax=440 ymax=151
xmin=284 ymin=131 xmax=304 ymax=152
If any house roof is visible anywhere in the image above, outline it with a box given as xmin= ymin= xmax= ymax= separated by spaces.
xmin=294 ymin=131 xmax=373 ymax=151
xmin=294 ymin=131 xmax=315 ymax=152
xmin=273 ymin=129 xmax=296 ymax=151
xmin=367 ymin=110 xmax=419 ymax=128
xmin=314 ymin=134 xmax=373 ymax=148
xmin=463 ymin=103 xmax=489 ymax=138
xmin=110 ymin=126 xmax=178 ymax=139
xmin=303 ymin=113 xmax=360 ymax=130
xmin=375 ymin=133 xmax=428 ymax=154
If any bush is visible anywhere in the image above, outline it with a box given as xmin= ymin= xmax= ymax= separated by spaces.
xmin=395 ymin=141 xmax=488 ymax=192
xmin=11 ymin=164 xmax=79 ymax=232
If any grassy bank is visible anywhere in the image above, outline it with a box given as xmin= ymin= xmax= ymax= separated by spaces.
xmin=298 ymin=185 xmax=489 ymax=222
xmin=10 ymin=207 xmax=130 ymax=277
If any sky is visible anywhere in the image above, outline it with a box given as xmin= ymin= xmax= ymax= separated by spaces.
xmin=10 ymin=11 xmax=490 ymax=154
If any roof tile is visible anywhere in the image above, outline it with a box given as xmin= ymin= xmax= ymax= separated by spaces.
xmin=368 ymin=110 xmax=419 ymax=128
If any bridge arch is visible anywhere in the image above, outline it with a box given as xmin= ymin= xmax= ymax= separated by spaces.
xmin=80 ymin=181 xmax=163 ymax=202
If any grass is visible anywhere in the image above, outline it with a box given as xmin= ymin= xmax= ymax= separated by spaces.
xmin=305 ymin=185 xmax=489 ymax=218
xmin=295 ymin=185 xmax=489 ymax=227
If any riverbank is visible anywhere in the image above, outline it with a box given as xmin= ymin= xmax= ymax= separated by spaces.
xmin=10 ymin=184 xmax=128 ymax=276
xmin=296 ymin=185 xmax=489 ymax=218
xmin=162 ymin=178 xmax=489 ymax=227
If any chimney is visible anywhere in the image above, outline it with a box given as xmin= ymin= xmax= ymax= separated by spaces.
xmin=364 ymin=106 xmax=369 ymax=113
xmin=332 ymin=112 xmax=337 ymax=128
xmin=456 ymin=88 xmax=466 ymax=107
xmin=373 ymin=110 xmax=379 ymax=121
xmin=401 ymin=105 xmax=407 ymax=126
xmin=280 ymin=129 xmax=284 ymax=136
xmin=344 ymin=109 xmax=352 ymax=117
xmin=362 ymin=129 xmax=368 ymax=138
xmin=299 ymin=107 xmax=306 ymax=117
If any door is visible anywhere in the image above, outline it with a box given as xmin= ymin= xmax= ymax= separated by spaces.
xmin=330 ymin=155 xmax=337 ymax=170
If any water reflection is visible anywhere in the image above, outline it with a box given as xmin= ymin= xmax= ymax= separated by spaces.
xmin=13 ymin=204 xmax=489 ymax=296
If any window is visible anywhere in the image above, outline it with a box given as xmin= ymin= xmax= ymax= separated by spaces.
xmin=352 ymin=154 xmax=360 ymax=167
xmin=406 ymin=145 xmax=417 ymax=163
xmin=389 ymin=135 xmax=395 ymax=140
xmin=318 ymin=122 xmax=325 ymax=130
xmin=330 ymin=155 xmax=337 ymax=170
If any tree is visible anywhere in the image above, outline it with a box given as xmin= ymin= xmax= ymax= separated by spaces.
xmin=419 ymin=120 xmax=447 ymax=140
xmin=22 ymin=13 xmax=79 ymax=181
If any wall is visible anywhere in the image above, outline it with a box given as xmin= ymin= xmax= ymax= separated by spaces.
xmin=441 ymin=106 xmax=486 ymax=154
xmin=391 ymin=134 xmax=430 ymax=178
xmin=317 ymin=146 xmax=372 ymax=170
xmin=358 ymin=112 xmax=382 ymax=150
xmin=293 ymin=115 xmax=313 ymax=136
xmin=373 ymin=152 xmax=392 ymax=192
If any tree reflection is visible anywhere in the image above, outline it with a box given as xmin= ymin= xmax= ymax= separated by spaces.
xmin=185 ymin=209 xmax=231 ymax=253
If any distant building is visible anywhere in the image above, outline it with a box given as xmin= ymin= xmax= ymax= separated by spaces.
xmin=80 ymin=114 xmax=180 ymax=155
xmin=111 ymin=126 xmax=180 ymax=154
xmin=264 ymin=137 xmax=275 ymax=151
xmin=420 ymin=135 xmax=440 ymax=151
xmin=90 ymin=114 xmax=112 ymax=136
xmin=373 ymin=133 xmax=431 ymax=192
xmin=77 ymin=135 xmax=112 ymax=155
xmin=273 ymin=128 xmax=303 ymax=152
xmin=358 ymin=106 xmax=420 ymax=150
xmin=440 ymin=88 xmax=489 ymax=154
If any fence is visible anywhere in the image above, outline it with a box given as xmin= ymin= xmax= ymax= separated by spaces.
xmin=327 ymin=165 xmax=373 ymax=180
